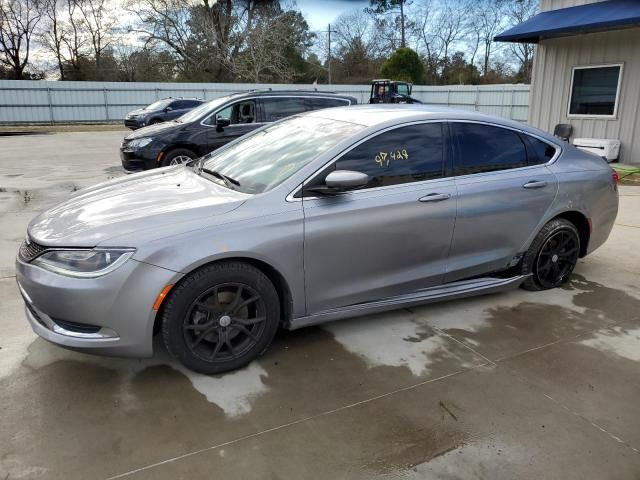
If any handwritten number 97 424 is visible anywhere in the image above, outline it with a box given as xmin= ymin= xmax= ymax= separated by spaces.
xmin=375 ymin=149 xmax=408 ymax=167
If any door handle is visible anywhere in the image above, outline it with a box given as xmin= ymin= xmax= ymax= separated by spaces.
xmin=523 ymin=180 xmax=548 ymax=189
xmin=418 ymin=193 xmax=451 ymax=202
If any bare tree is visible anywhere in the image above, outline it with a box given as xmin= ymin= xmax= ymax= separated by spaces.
xmin=366 ymin=0 xmax=408 ymax=48
xmin=475 ymin=0 xmax=506 ymax=77
xmin=126 ymin=0 xmax=240 ymax=79
xmin=39 ymin=0 xmax=66 ymax=78
xmin=232 ymin=5 xmax=309 ymax=82
xmin=505 ymin=0 xmax=537 ymax=81
xmin=0 ymin=0 xmax=45 ymax=79
xmin=77 ymin=0 xmax=117 ymax=78
xmin=333 ymin=9 xmax=378 ymax=58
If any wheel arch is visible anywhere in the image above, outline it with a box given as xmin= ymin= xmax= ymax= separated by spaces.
xmin=551 ymin=210 xmax=590 ymax=257
xmin=160 ymin=143 xmax=203 ymax=160
xmin=153 ymin=255 xmax=294 ymax=335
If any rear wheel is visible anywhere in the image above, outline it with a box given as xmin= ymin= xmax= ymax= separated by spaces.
xmin=521 ymin=218 xmax=580 ymax=291
xmin=162 ymin=261 xmax=280 ymax=374
xmin=160 ymin=148 xmax=197 ymax=167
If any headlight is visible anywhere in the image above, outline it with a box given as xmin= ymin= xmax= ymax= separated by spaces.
xmin=126 ymin=137 xmax=153 ymax=149
xmin=32 ymin=248 xmax=135 ymax=278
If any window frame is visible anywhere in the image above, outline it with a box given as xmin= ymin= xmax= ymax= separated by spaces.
xmin=290 ymin=120 xmax=452 ymax=200
xmin=567 ymin=63 xmax=624 ymax=119
xmin=200 ymin=95 xmax=352 ymax=128
xmin=201 ymin=98 xmax=262 ymax=128
xmin=448 ymin=120 xmax=561 ymax=181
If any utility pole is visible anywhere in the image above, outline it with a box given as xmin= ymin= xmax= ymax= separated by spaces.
xmin=325 ymin=23 xmax=338 ymax=84
xmin=328 ymin=23 xmax=332 ymax=84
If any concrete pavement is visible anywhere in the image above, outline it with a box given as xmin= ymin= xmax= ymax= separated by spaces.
xmin=1 ymin=131 xmax=639 ymax=479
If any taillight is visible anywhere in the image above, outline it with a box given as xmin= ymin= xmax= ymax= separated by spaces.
xmin=612 ymin=169 xmax=619 ymax=184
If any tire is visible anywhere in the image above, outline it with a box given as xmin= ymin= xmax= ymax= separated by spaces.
xmin=148 ymin=118 xmax=162 ymax=125
xmin=160 ymin=148 xmax=197 ymax=167
xmin=162 ymin=261 xmax=280 ymax=374
xmin=520 ymin=218 xmax=580 ymax=291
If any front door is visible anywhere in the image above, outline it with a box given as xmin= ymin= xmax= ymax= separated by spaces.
xmin=445 ymin=122 xmax=559 ymax=282
xmin=302 ymin=122 xmax=457 ymax=314
xmin=201 ymin=100 xmax=261 ymax=154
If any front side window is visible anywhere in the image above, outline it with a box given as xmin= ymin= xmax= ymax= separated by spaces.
xmin=204 ymin=100 xmax=256 ymax=126
xmin=177 ymin=96 xmax=230 ymax=123
xmin=333 ymin=123 xmax=444 ymax=189
xmin=201 ymin=116 xmax=364 ymax=194
xmin=453 ymin=123 xmax=527 ymax=175
xmin=569 ymin=65 xmax=622 ymax=117
xmin=262 ymin=97 xmax=307 ymax=122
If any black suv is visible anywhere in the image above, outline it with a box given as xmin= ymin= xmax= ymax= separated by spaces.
xmin=120 ymin=90 xmax=357 ymax=171
xmin=124 ymin=98 xmax=204 ymax=130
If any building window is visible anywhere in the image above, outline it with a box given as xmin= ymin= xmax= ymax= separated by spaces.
xmin=568 ymin=64 xmax=623 ymax=117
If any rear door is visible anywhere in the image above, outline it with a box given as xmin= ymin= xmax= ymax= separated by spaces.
xmin=302 ymin=122 xmax=457 ymax=314
xmin=445 ymin=121 xmax=558 ymax=282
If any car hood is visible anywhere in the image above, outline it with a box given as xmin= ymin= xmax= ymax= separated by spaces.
xmin=127 ymin=108 xmax=146 ymax=117
xmin=125 ymin=120 xmax=182 ymax=140
xmin=28 ymin=167 xmax=249 ymax=247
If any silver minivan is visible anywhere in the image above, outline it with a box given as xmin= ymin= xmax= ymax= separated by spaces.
xmin=16 ymin=105 xmax=618 ymax=373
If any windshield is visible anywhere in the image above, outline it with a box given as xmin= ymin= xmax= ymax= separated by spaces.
xmin=178 ymin=97 xmax=231 ymax=123
xmin=200 ymin=115 xmax=364 ymax=194
xmin=145 ymin=99 xmax=171 ymax=110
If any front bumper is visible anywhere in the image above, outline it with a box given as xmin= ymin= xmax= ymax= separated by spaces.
xmin=120 ymin=147 xmax=161 ymax=172
xmin=124 ymin=118 xmax=144 ymax=129
xmin=16 ymin=256 xmax=178 ymax=358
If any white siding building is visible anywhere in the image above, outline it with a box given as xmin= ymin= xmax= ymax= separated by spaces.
xmin=496 ymin=0 xmax=640 ymax=164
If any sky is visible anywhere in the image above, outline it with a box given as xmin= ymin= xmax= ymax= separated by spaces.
xmin=297 ymin=0 xmax=370 ymax=32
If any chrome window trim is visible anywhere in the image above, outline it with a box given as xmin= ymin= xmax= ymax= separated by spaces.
xmin=286 ymin=118 xmax=562 ymax=203
xmin=200 ymin=95 xmax=353 ymax=128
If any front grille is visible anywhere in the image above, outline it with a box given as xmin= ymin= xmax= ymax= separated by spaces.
xmin=53 ymin=318 xmax=101 ymax=334
xmin=19 ymin=238 xmax=47 ymax=262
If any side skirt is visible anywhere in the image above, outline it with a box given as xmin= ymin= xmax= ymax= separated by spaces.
xmin=288 ymin=275 xmax=530 ymax=330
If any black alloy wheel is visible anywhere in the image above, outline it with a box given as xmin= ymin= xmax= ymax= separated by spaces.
xmin=534 ymin=230 xmax=580 ymax=289
xmin=521 ymin=217 xmax=581 ymax=291
xmin=183 ymin=283 xmax=267 ymax=363
xmin=162 ymin=261 xmax=280 ymax=374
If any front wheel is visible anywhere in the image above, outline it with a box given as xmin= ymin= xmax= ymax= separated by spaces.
xmin=160 ymin=148 xmax=197 ymax=167
xmin=521 ymin=218 xmax=580 ymax=291
xmin=162 ymin=261 xmax=280 ymax=374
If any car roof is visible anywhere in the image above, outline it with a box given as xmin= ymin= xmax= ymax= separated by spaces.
xmin=304 ymin=104 xmax=558 ymax=142
xmin=228 ymin=90 xmax=357 ymax=100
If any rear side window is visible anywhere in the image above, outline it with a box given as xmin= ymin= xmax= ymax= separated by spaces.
xmin=525 ymin=135 xmax=557 ymax=165
xmin=262 ymin=97 xmax=307 ymax=122
xmin=306 ymin=98 xmax=350 ymax=110
xmin=333 ymin=123 xmax=444 ymax=189
xmin=453 ymin=123 xmax=527 ymax=175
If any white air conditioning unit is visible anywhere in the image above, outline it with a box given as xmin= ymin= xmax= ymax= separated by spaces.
xmin=572 ymin=138 xmax=620 ymax=163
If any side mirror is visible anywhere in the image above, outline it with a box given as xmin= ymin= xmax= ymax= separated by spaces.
xmin=165 ymin=106 xmax=173 ymax=112
xmin=306 ymin=170 xmax=369 ymax=196
xmin=216 ymin=117 xmax=231 ymax=131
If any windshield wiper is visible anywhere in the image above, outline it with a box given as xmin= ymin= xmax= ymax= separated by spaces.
xmin=200 ymin=167 xmax=240 ymax=188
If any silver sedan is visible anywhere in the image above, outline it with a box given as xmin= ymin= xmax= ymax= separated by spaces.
xmin=16 ymin=105 xmax=619 ymax=374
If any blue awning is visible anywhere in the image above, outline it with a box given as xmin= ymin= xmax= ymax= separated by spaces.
xmin=494 ymin=0 xmax=640 ymax=43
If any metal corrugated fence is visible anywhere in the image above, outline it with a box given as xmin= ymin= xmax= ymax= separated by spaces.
xmin=0 ymin=80 xmax=530 ymax=124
